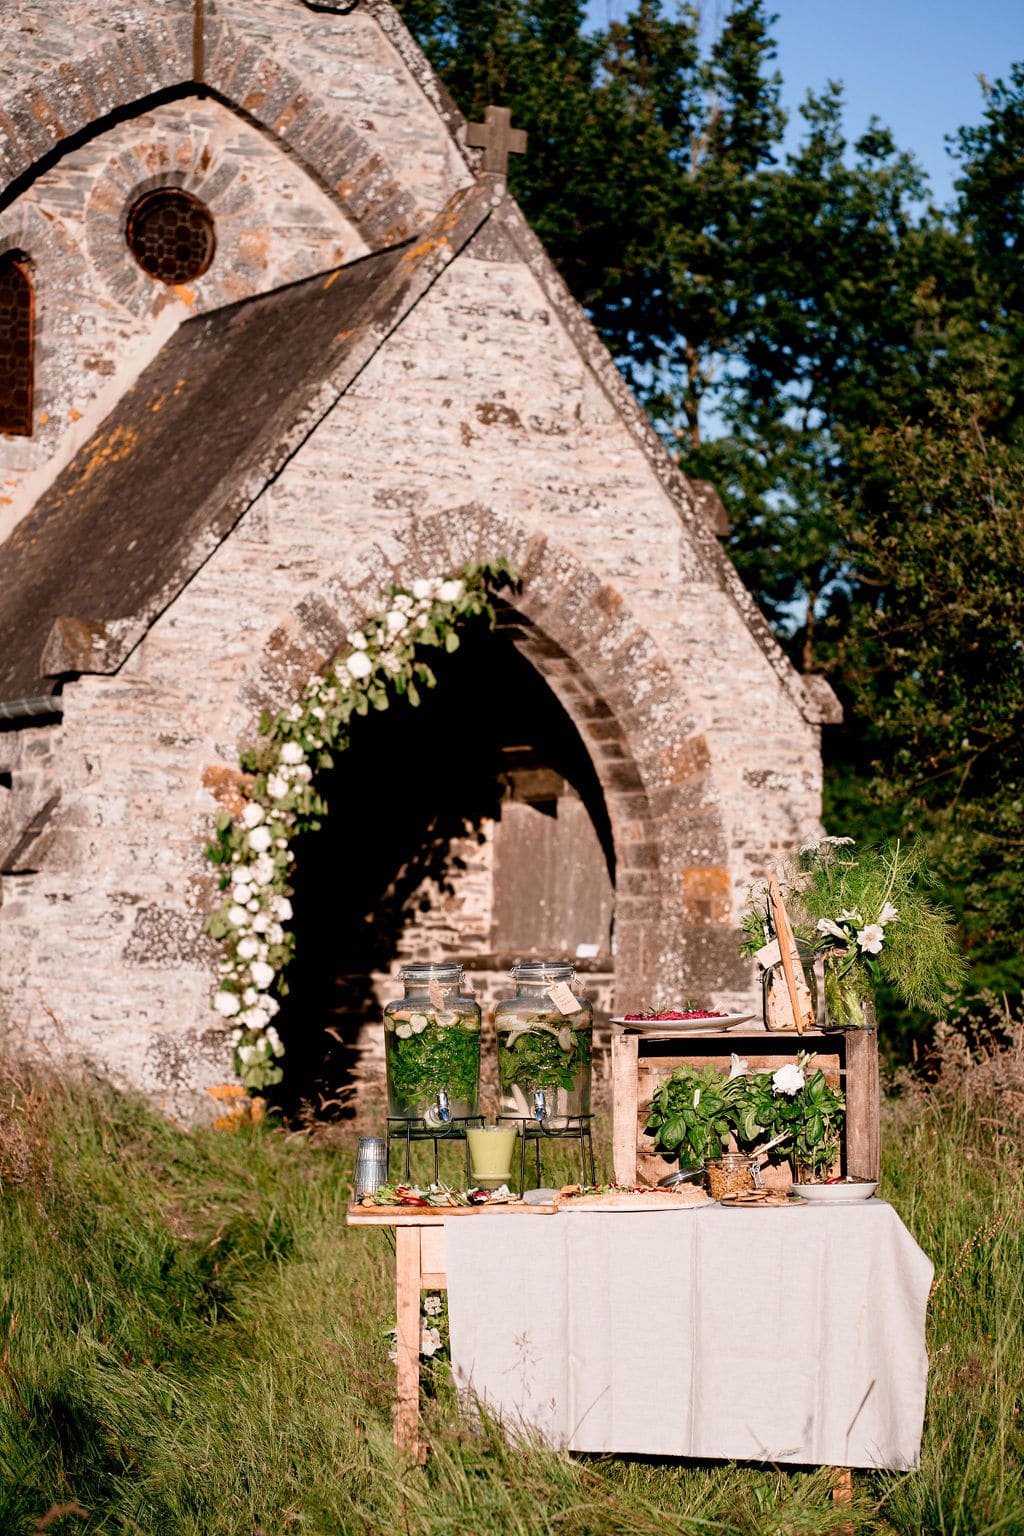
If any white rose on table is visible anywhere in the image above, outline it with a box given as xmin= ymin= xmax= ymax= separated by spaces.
xmin=213 ymin=991 xmax=241 ymax=1017
xmin=247 ymin=826 xmax=273 ymax=854
xmin=347 ymin=649 xmax=373 ymax=680
xmin=772 ymin=1062 xmax=805 ymax=1096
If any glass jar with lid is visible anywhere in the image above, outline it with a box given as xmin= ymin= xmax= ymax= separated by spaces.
xmin=383 ymin=962 xmax=481 ymax=1127
xmin=494 ymin=960 xmax=593 ymax=1125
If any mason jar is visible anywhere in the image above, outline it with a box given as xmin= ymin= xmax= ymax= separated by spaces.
xmin=383 ymin=961 xmax=481 ymax=1126
xmin=494 ymin=960 xmax=593 ymax=1124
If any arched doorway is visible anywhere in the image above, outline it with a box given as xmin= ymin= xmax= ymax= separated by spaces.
xmin=270 ymin=609 xmax=616 ymax=1116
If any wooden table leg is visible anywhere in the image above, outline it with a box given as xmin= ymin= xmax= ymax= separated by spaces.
xmin=611 ymin=1031 xmax=639 ymax=1186
xmin=394 ymin=1224 xmax=425 ymax=1461
xmin=830 ymin=1466 xmax=854 ymax=1534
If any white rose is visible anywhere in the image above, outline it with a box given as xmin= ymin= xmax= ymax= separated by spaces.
xmin=250 ymin=960 xmax=275 ymax=990
xmin=386 ymin=609 xmax=406 ymax=634
xmin=246 ymin=1006 xmax=270 ymax=1031
xmin=275 ymin=896 xmax=293 ymax=921
xmin=243 ymin=987 xmax=258 ymax=1005
xmin=857 ymin=923 xmax=885 ymax=955
xmin=246 ymin=898 xmax=260 ymax=913
xmin=266 ymin=774 xmax=289 ymax=800
xmin=394 ymin=594 xmax=414 ymax=615
xmin=248 ymin=826 xmax=273 ymax=854
xmin=213 ymin=991 xmax=241 ymax=1017
xmin=267 ymin=923 xmax=284 ymax=946
xmin=252 ymin=854 xmax=276 ymax=885
xmin=237 ymin=937 xmax=259 ymax=960
xmin=241 ymin=803 xmax=264 ymax=829
xmin=287 ymin=704 xmax=303 ymax=723
xmin=293 ymin=764 xmax=313 ymax=784
xmin=252 ymin=911 xmax=271 ymax=933
xmin=438 ymin=578 xmax=464 ymax=603
xmin=232 ymin=882 xmax=253 ymax=905
xmin=347 ymin=630 xmax=368 ymax=650
xmin=347 ymin=649 xmax=372 ymax=679
xmin=228 ymin=905 xmax=249 ymax=927
xmin=279 ymin=742 xmax=305 ymax=766
xmin=310 ymin=706 xmax=324 ymax=721
xmin=265 ymin=996 xmax=281 ymax=1017
xmin=412 ymin=579 xmax=433 ymax=600
xmin=772 ymin=1063 xmax=805 ymax=1096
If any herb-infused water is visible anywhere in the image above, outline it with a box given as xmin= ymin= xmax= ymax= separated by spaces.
xmin=383 ymin=962 xmax=481 ymax=1123
xmin=494 ymin=960 xmax=593 ymax=1122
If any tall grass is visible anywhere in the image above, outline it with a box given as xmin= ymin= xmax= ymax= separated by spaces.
xmin=0 ymin=1013 xmax=1021 ymax=1536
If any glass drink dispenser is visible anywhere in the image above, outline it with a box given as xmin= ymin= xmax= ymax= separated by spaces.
xmin=494 ymin=960 xmax=593 ymax=1125
xmin=383 ymin=961 xmax=481 ymax=1128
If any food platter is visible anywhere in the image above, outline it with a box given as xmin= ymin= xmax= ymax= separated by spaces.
xmin=791 ymin=1179 xmax=879 ymax=1204
xmin=611 ymin=1012 xmax=757 ymax=1034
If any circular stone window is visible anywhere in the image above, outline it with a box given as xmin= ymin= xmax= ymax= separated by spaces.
xmin=126 ymin=189 xmax=216 ymax=284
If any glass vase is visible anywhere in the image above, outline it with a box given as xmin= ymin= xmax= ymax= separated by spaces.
xmin=822 ymin=957 xmax=877 ymax=1031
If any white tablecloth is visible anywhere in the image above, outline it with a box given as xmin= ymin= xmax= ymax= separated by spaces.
xmin=444 ymin=1201 xmax=932 ymax=1467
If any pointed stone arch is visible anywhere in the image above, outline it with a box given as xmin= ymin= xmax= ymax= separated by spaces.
xmin=233 ymin=507 xmax=745 ymax=1006
xmin=0 ymin=12 xmax=418 ymax=251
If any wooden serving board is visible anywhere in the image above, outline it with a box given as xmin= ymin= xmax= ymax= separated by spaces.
xmin=347 ymin=1202 xmax=558 ymax=1225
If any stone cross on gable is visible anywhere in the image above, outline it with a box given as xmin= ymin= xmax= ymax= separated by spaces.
xmin=465 ymin=105 xmax=527 ymax=177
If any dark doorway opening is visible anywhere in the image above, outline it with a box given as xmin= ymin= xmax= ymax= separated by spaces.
xmin=269 ymin=614 xmax=615 ymax=1118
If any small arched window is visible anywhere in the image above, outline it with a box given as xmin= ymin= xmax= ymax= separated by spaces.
xmin=0 ymin=254 xmax=34 ymax=437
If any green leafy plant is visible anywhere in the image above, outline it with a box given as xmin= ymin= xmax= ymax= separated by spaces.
xmin=496 ymin=1015 xmax=591 ymax=1097
xmin=733 ymin=1054 xmax=846 ymax=1179
xmin=385 ymin=1015 xmax=481 ymax=1109
xmin=644 ymin=1064 xmax=744 ymax=1164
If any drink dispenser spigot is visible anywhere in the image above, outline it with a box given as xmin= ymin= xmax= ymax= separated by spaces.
xmin=383 ymin=963 xmax=481 ymax=1128
xmin=532 ymin=1089 xmax=548 ymax=1125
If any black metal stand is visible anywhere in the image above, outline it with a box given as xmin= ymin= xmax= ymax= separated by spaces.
xmin=386 ymin=1114 xmax=484 ymax=1184
xmin=497 ymin=1114 xmax=596 ymax=1196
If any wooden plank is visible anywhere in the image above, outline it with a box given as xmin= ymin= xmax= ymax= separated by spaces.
xmin=843 ymin=1030 xmax=880 ymax=1180
xmin=394 ymin=1225 xmax=424 ymax=1460
xmin=611 ymin=1030 xmax=640 ymax=1186
xmin=420 ymin=1225 xmax=446 ymax=1282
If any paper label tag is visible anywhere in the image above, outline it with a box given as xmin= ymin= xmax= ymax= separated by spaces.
xmin=755 ymin=938 xmax=782 ymax=970
xmin=547 ymin=981 xmax=578 ymax=1015
xmin=428 ymin=978 xmax=445 ymax=1011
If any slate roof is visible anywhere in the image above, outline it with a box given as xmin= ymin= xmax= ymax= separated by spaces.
xmin=0 ymin=181 xmax=494 ymax=706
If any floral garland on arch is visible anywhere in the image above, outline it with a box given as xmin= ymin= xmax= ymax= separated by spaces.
xmin=205 ymin=561 xmax=511 ymax=1092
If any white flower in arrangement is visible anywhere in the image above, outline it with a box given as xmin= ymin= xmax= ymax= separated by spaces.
xmin=232 ymin=882 xmax=254 ymax=905
xmin=241 ymin=803 xmax=264 ymax=829
xmin=385 ymin=609 xmax=406 ymax=635
xmin=412 ymin=578 xmax=433 ymax=600
xmin=347 ymin=629 xmax=369 ymax=650
xmin=275 ymin=838 xmax=288 ymax=849
xmin=879 ymin=901 xmax=900 ymax=926
xmin=423 ymin=1293 xmax=443 ymax=1317
xmin=728 ymin=1053 xmax=751 ymax=1079
xmin=347 ymin=649 xmax=373 ymax=680
xmin=237 ymin=937 xmax=259 ymax=961
xmin=857 ymin=923 xmax=885 ymax=955
xmin=275 ymin=896 xmax=293 ymax=921
xmin=310 ymin=706 xmax=325 ymax=721
xmin=243 ymin=987 xmax=258 ymax=1005
xmin=279 ymin=742 xmax=305 ymax=766
xmin=247 ymin=826 xmax=273 ymax=854
xmin=252 ymin=854 xmax=276 ymax=886
xmin=266 ymin=776 xmax=289 ymax=801
xmin=293 ymin=764 xmax=313 ymax=784
xmin=266 ymin=1026 xmax=284 ymax=1058
xmin=287 ymin=704 xmax=303 ymax=723
xmin=247 ymin=899 xmax=260 ymax=913
xmin=393 ymin=594 xmax=414 ymax=615
xmin=772 ymin=1062 xmax=805 ymax=1096
xmin=243 ymin=1006 xmax=271 ymax=1031
xmin=252 ymin=911 xmax=271 ymax=933
xmin=228 ymin=905 xmax=249 ymax=927
xmin=438 ymin=578 xmax=464 ymax=603
xmin=420 ymin=1324 xmax=443 ymax=1358
xmin=839 ymin=908 xmax=863 ymax=925
xmin=267 ymin=923 xmax=284 ymax=946
xmin=381 ymin=653 xmax=404 ymax=675
xmin=815 ymin=917 xmax=848 ymax=941
xmin=250 ymin=960 xmax=275 ymax=990
xmin=214 ymin=991 xmax=241 ymax=1017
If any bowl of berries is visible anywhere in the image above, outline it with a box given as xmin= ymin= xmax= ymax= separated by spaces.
xmin=611 ymin=1007 xmax=756 ymax=1034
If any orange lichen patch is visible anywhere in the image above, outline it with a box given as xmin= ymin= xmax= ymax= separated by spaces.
xmin=38 ymin=411 xmax=49 ymax=425
xmin=71 ymin=422 xmax=141 ymax=491
xmin=207 ymin=1083 xmax=265 ymax=1130
xmin=401 ymin=236 xmax=449 ymax=264
xmin=69 ymin=408 xmax=81 ymax=422
xmin=201 ymin=763 xmax=255 ymax=818
xmin=681 ymin=867 xmax=732 ymax=925
xmin=172 ymin=285 xmax=196 ymax=307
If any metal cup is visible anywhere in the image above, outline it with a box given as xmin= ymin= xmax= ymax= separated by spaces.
xmin=353 ymin=1136 xmax=389 ymax=1198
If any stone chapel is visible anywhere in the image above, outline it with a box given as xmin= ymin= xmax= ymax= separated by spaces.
xmin=0 ymin=0 xmax=839 ymax=1119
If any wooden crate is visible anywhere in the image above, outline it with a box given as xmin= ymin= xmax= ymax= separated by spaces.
xmin=611 ymin=1026 xmax=880 ymax=1188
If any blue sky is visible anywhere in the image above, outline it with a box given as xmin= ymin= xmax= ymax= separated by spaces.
xmin=587 ymin=0 xmax=1023 ymax=206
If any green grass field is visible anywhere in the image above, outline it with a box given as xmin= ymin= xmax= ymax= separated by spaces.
xmin=0 ymin=1019 xmax=1021 ymax=1536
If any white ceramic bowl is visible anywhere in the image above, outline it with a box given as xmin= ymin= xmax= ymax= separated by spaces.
xmin=792 ymin=1179 xmax=879 ymax=1204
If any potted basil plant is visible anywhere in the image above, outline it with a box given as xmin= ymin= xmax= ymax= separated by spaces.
xmin=734 ymin=1053 xmax=845 ymax=1181
xmin=645 ymin=1064 xmax=745 ymax=1164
